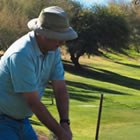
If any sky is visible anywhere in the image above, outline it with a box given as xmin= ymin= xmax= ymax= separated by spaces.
xmin=72 ymin=0 xmax=133 ymax=8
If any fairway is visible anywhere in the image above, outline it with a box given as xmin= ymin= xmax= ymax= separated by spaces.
xmin=31 ymin=52 xmax=140 ymax=140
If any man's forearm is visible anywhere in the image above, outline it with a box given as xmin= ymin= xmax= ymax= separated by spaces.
xmin=30 ymin=100 xmax=63 ymax=136
xmin=56 ymin=89 xmax=69 ymax=120
xmin=23 ymin=92 xmax=63 ymax=138
xmin=31 ymin=100 xmax=72 ymax=140
xmin=52 ymin=81 xmax=69 ymax=120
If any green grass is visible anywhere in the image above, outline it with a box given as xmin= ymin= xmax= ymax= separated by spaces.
xmin=31 ymin=53 xmax=140 ymax=140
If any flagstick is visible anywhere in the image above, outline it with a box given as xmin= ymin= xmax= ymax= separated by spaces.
xmin=95 ymin=94 xmax=104 ymax=140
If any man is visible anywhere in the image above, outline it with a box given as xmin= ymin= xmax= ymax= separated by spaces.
xmin=0 ymin=6 xmax=78 ymax=140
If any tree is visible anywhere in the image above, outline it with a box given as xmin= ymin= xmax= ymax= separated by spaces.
xmin=66 ymin=10 xmax=99 ymax=67
xmin=126 ymin=1 xmax=140 ymax=52
xmin=66 ymin=5 xmax=130 ymax=67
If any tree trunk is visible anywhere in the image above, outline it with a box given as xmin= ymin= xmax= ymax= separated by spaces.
xmin=70 ymin=53 xmax=81 ymax=68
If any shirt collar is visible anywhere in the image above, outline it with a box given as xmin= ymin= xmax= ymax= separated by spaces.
xmin=29 ymin=31 xmax=43 ymax=57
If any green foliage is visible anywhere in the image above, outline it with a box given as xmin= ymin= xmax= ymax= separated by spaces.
xmin=17 ymin=0 xmax=51 ymax=18
xmin=66 ymin=5 xmax=130 ymax=67
xmin=127 ymin=2 xmax=140 ymax=52
xmin=94 ymin=5 xmax=130 ymax=52
xmin=17 ymin=0 xmax=81 ymax=19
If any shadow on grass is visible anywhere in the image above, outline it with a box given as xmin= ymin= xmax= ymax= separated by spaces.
xmin=63 ymin=60 xmax=140 ymax=91
xmin=41 ymin=60 xmax=136 ymax=103
xmin=69 ymin=92 xmax=100 ymax=102
xmin=115 ymin=62 xmax=140 ymax=69
xmin=42 ymin=79 xmax=130 ymax=103
xmin=30 ymin=120 xmax=42 ymax=126
xmin=66 ymin=80 xmax=130 ymax=96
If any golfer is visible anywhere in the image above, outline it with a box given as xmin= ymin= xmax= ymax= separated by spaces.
xmin=0 ymin=6 xmax=77 ymax=140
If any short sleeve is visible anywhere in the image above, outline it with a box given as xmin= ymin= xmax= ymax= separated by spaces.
xmin=8 ymin=53 xmax=38 ymax=93
xmin=51 ymin=49 xmax=65 ymax=80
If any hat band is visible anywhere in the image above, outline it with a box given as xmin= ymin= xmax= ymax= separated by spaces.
xmin=37 ymin=20 xmax=69 ymax=32
xmin=43 ymin=26 xmax=69 ymax=32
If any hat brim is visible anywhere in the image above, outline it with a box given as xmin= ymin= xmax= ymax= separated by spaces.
xmin=27 ymin=18 xmax=78 ymax=41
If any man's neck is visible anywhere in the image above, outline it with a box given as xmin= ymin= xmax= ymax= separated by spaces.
xmin=35 ymin=33 xmax=48 ymax=55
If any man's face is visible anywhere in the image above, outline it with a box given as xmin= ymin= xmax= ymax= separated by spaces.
xmin=36 ymin=34 xmax=65 ymax=54
xmin=43 ymin=37 xmax=65 ymax=51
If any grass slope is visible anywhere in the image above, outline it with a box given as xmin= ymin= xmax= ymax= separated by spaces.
xmin=31 ymin=52 xmax=140 ymax=140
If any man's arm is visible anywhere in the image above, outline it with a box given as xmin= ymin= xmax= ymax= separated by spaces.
xmin=23 ymin=91 xmax=71 ymax=140
xmin=52 ymin=80 xmax=69 ymax=120
xmin=52 ymin=80 xmax=72 ymax=136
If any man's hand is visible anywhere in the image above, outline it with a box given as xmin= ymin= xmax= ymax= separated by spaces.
xmin=50 ymin=125 xmax=72 ymax=140
xmin=59 ymin=129 xmax=72 ymax=140
xmin=60 ymin=123 xmax=72 ymax=140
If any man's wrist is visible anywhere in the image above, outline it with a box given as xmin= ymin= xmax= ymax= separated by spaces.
xmin=60 ymin=119 xmax=70 ymax=125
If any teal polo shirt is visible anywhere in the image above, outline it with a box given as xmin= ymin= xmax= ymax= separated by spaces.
xmin=0 ymin=31 xmax=64 ymax=119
